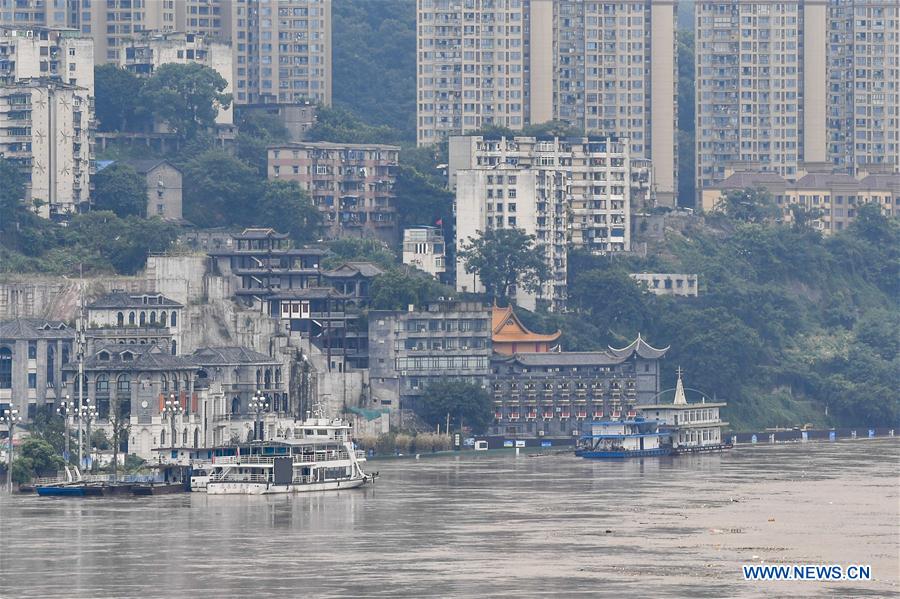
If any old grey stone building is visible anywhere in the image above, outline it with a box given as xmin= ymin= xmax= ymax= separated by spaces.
xmin=0 ymin=318 xmax=74 ymax=418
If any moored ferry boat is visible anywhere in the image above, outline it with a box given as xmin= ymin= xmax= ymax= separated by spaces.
xmin=576 ymin=418 xmax=673 ymax=459
xmin=204 ymin=418 xmax=375 ymax=495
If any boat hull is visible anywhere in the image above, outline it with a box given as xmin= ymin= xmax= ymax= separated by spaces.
xmin=131 ymin=483 xmax=187 ymax=496
xmin=206 ymin=476 xmax=369 ymax=495
xmin=672 ymin=443 xmax=733 ymax=455
xmin=578 ymin=448 xmax=673 ymax=459
xmin=36 ymin=485 xmax=87 ymax=497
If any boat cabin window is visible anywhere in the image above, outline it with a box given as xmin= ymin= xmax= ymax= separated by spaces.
xmin=316 ymin=429 xmax=328 ymax=436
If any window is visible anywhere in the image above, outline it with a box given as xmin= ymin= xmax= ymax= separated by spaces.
xmin=28 ymin=341 xmax=37 ymax=359
xmin=170 ymin=311 xmax=177 ymax=326
xmin=129 ymin=312 xmax=136 ymax=325
xmin=46 ymin=345 xmax=55 ymax=385
xmin=117 ymin=375 xmax=131 ymax=393
xmin=28 ymin=373 xmax=37 ymax=389
xmin=117 ymin=312 xmax=124 ymax=326
xmin=0 ymin=347 xmax=11 ymax=389
xmin=96 ymin=374 xmax=109 ymax=393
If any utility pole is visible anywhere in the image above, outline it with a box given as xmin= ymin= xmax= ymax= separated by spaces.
xmin=2 ymin=408 xmax=21 ymax=493
xmin=57 ymin=396 xmax=72 ymax=463
xmin=77 ymin=263 xmax=85 ymax=470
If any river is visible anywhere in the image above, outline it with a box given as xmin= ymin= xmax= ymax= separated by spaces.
xmin=0 ymin=439 xmax=898 ymax=598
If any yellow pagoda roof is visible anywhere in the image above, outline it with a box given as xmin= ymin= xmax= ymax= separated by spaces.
xmin=491 ymin=305 xmax=562 ymax=344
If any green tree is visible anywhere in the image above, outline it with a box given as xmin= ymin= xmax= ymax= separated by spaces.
xmin=236 ymin=111 xmax=289 ymax=175
xmin=94 ymin=64 xmax=146 ymax=132
xmin=306 ymin=106 xmax=399 ymax=145
xmin=257 ymin=180 xmax=322 ymax=244
xmin=369 ymin=268 xmax=451 ymax=310
xmin=27 ymin=404 xmax=67 ymax=455
xmin=459 ymin=228 xmax=549 ymax=305
xmin=93 ymin=164 xmax=148 ymax=218
xmin=393 ymin=165 xmax=454 ymax=232
xmin=570 ymin=269 xmax=652 ymax=337
xmin=788 ymin=203 xmax=824 ymax=232
xmin=332 ymin=0 xmax=416 ymax=139
xmin=65 ymin=212 xmax=180 ymax=274
xmin=12 ymin=437 xmax=65 ymax=483
xmin=182 ymin=149 xmax=261 ymax=227
xmin=140 ymin=63 xmax=231 ymax=140
xmin=418 ymin=380 xmax=493 ymax=434
xmin=716 ymin=187 xmax=782 ymax=224
xmin=323 ymin=238 xmax=397 ymax=270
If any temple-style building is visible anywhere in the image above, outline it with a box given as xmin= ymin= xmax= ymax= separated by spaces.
xmin=491 ymin=305 xmax=561 ymax=355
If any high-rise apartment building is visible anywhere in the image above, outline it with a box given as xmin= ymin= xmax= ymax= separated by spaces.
xmin=0 ymin=0 xmax=67 ymax=29
xmin=696 ymin=1 xmax=899 ymax=202
xmin=417 ymin=0 xmax=677 ymax=203
xmin=827 ymin=1 xmax=900 ymax=172
xmin=548 ymin=1 xmax=677 ymax=206
xmin=416 ymin=0 xmax=530 ymax=145
xmin=0 ymin=26 xmax=94 ymax=91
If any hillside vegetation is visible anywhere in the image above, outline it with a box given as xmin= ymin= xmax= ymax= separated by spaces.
xmin=519 ymin=207 xmax=899 ymax=430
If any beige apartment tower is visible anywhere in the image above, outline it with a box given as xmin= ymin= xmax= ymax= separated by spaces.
xmin=696 ymin=1 xmax=899 ymax=203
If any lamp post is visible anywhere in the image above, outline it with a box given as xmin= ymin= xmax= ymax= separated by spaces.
xmin=163 ymin=393 xmax=183 ymax=451
xmin=249 ymin=391 xmax=269 ymax=442
xmin=78 ymin=399 xmax=97 ymax=472
xmin=57 ymin=395 xmax=73 ymax=463
xmin=2 ymin=407 xmax=21 ymax=493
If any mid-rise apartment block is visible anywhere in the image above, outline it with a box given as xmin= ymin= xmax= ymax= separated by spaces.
xmin=417 ymin=0 xmax=677 ymax=203
xmin=119 ymin=31 xmax=233 ymax=125
xmin=452 ymin=135 xmax=640 ymax=311
xmin=267 ymin=142 xmax=400 ymax=243
xmin=0 ymin=26 xmax=94 ymax=90
xmin=696 ymin=1 xmax=899 ymax=201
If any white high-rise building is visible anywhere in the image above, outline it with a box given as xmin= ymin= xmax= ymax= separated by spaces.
xmin=452 ymin=135 xmax=642 ymax=311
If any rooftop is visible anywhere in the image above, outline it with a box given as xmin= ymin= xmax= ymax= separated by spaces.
xmin=491 ymin=305 xmax=562 ymax=345
xmin=190 ymin=346 xmax=277 ymax=366
xmin=87 ymin=291 xmax=182 ymax=310
xmin=72 ymin=343 xmax=198 ymax=372
xmin=322 ymin=261 xmax=385 ymax=279
xmin=0 ymin=318 xmax=74 ymax=340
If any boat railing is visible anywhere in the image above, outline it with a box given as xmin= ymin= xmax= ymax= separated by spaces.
xmin=33 ymin=476 xmax=67 ymax=485
xmin=209 ymin=472 xmax=270 ymax=483
xmin=210 ymin=451 xmax=353 ymax=466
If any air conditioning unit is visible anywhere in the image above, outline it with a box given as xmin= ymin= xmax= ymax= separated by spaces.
xmin=538 ymin=430 xmax=545 ymax=437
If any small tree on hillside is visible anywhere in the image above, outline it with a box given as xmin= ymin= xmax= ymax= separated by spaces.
xmin=459 ymin=228 xmax=549 ymax=305
xmin=93 ymin=164 xmax=148 ymax=218
xmin=715 ymin=187 xmax=782 ymax=224
xmin=140 ymin=63 xmax=231 ymax=140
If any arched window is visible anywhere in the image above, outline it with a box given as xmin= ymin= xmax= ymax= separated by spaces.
xmin=46 ymin=345 xmax=55 ymax=385
xmin=193 ymin=428 xmax=199 ymax=448
xmin=160 ymin=374 xmax=168 ymax=392
xmin=117 ymin=374 xmax=131 ymax=394
xmin=256 ymin=369 xmax=262 ymax=387
xmin=160 ymin=428 xmax=166 ymax=446
xmin=182 ymin=428 xmax=188 ymax=446
xmin=96 ymin=374 xmax=109 ymax=393
xmin=232 ymin=369 xmax=240 ymax=383
xmin=139 ymin=312 xmax=146 ymax=326
xmin=128 ymin=312 xmax=136 ymax=325
xmin=231 ymin=397 xmax=240 ymax=415
xmin=264 ymin=369 xmax=272 ymax=389
xmin=171 ymin=340 xmax=177 ymax=355
xmin=0 ymin=347 xmax=11 ymax=389
xmin=173 ymin=377 xmax=180 ymax=392
xmin=149 ymin=312 xmax=157 ymax=325
xmin=170 ymin=311 xmax=177 ymax=326
xmin=275 ymin=368 xmax=282 ymax=385
xmin=117 ymin=312 xmax=124 ymax=326
xmin=160 ymin=312 xmax=168 ymax=327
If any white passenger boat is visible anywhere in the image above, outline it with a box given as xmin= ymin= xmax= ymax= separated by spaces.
xmin=204 ymin=419 xmax=375 ymax=495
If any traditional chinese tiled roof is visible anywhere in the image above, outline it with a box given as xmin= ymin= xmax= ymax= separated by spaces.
xmin=322 ymin=261 xmax=385 ymax=278
xmin=0 ymin=318 xmax=75 ymax=340
xmin=496 ymin=351 xmax=626 ymax=367
xmin=607 ymin=333 xmax=669 ymax=360
xmin=491 ymin=305 xmax=561 ymax=344
xmin=269 ymin=287 xmax=350 ymax=300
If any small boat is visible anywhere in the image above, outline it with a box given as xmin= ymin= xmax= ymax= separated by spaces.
xmin=576 ymin=418 xmax=673 ymax=459
xmin=204 ymin=418 xmax=376 ymax=495
xmin=131 ymin=482 xmax=188 ymax=495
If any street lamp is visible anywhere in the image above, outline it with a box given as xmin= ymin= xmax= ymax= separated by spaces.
xmin=249 ymin=391 xmax=269 ymax=442
xmin=57 ymin=395 xmax=73 ymax=463
xmin=162 ymin=393 xmax=183 ymax=451
xmin=2 ymin=407 xmax=22 ymax=493
xmin=77 ymin=399 xmax=97 ymax=471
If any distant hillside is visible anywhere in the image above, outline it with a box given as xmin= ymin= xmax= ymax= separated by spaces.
xmin=520 ymin=209 xmax=900 ymax=430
